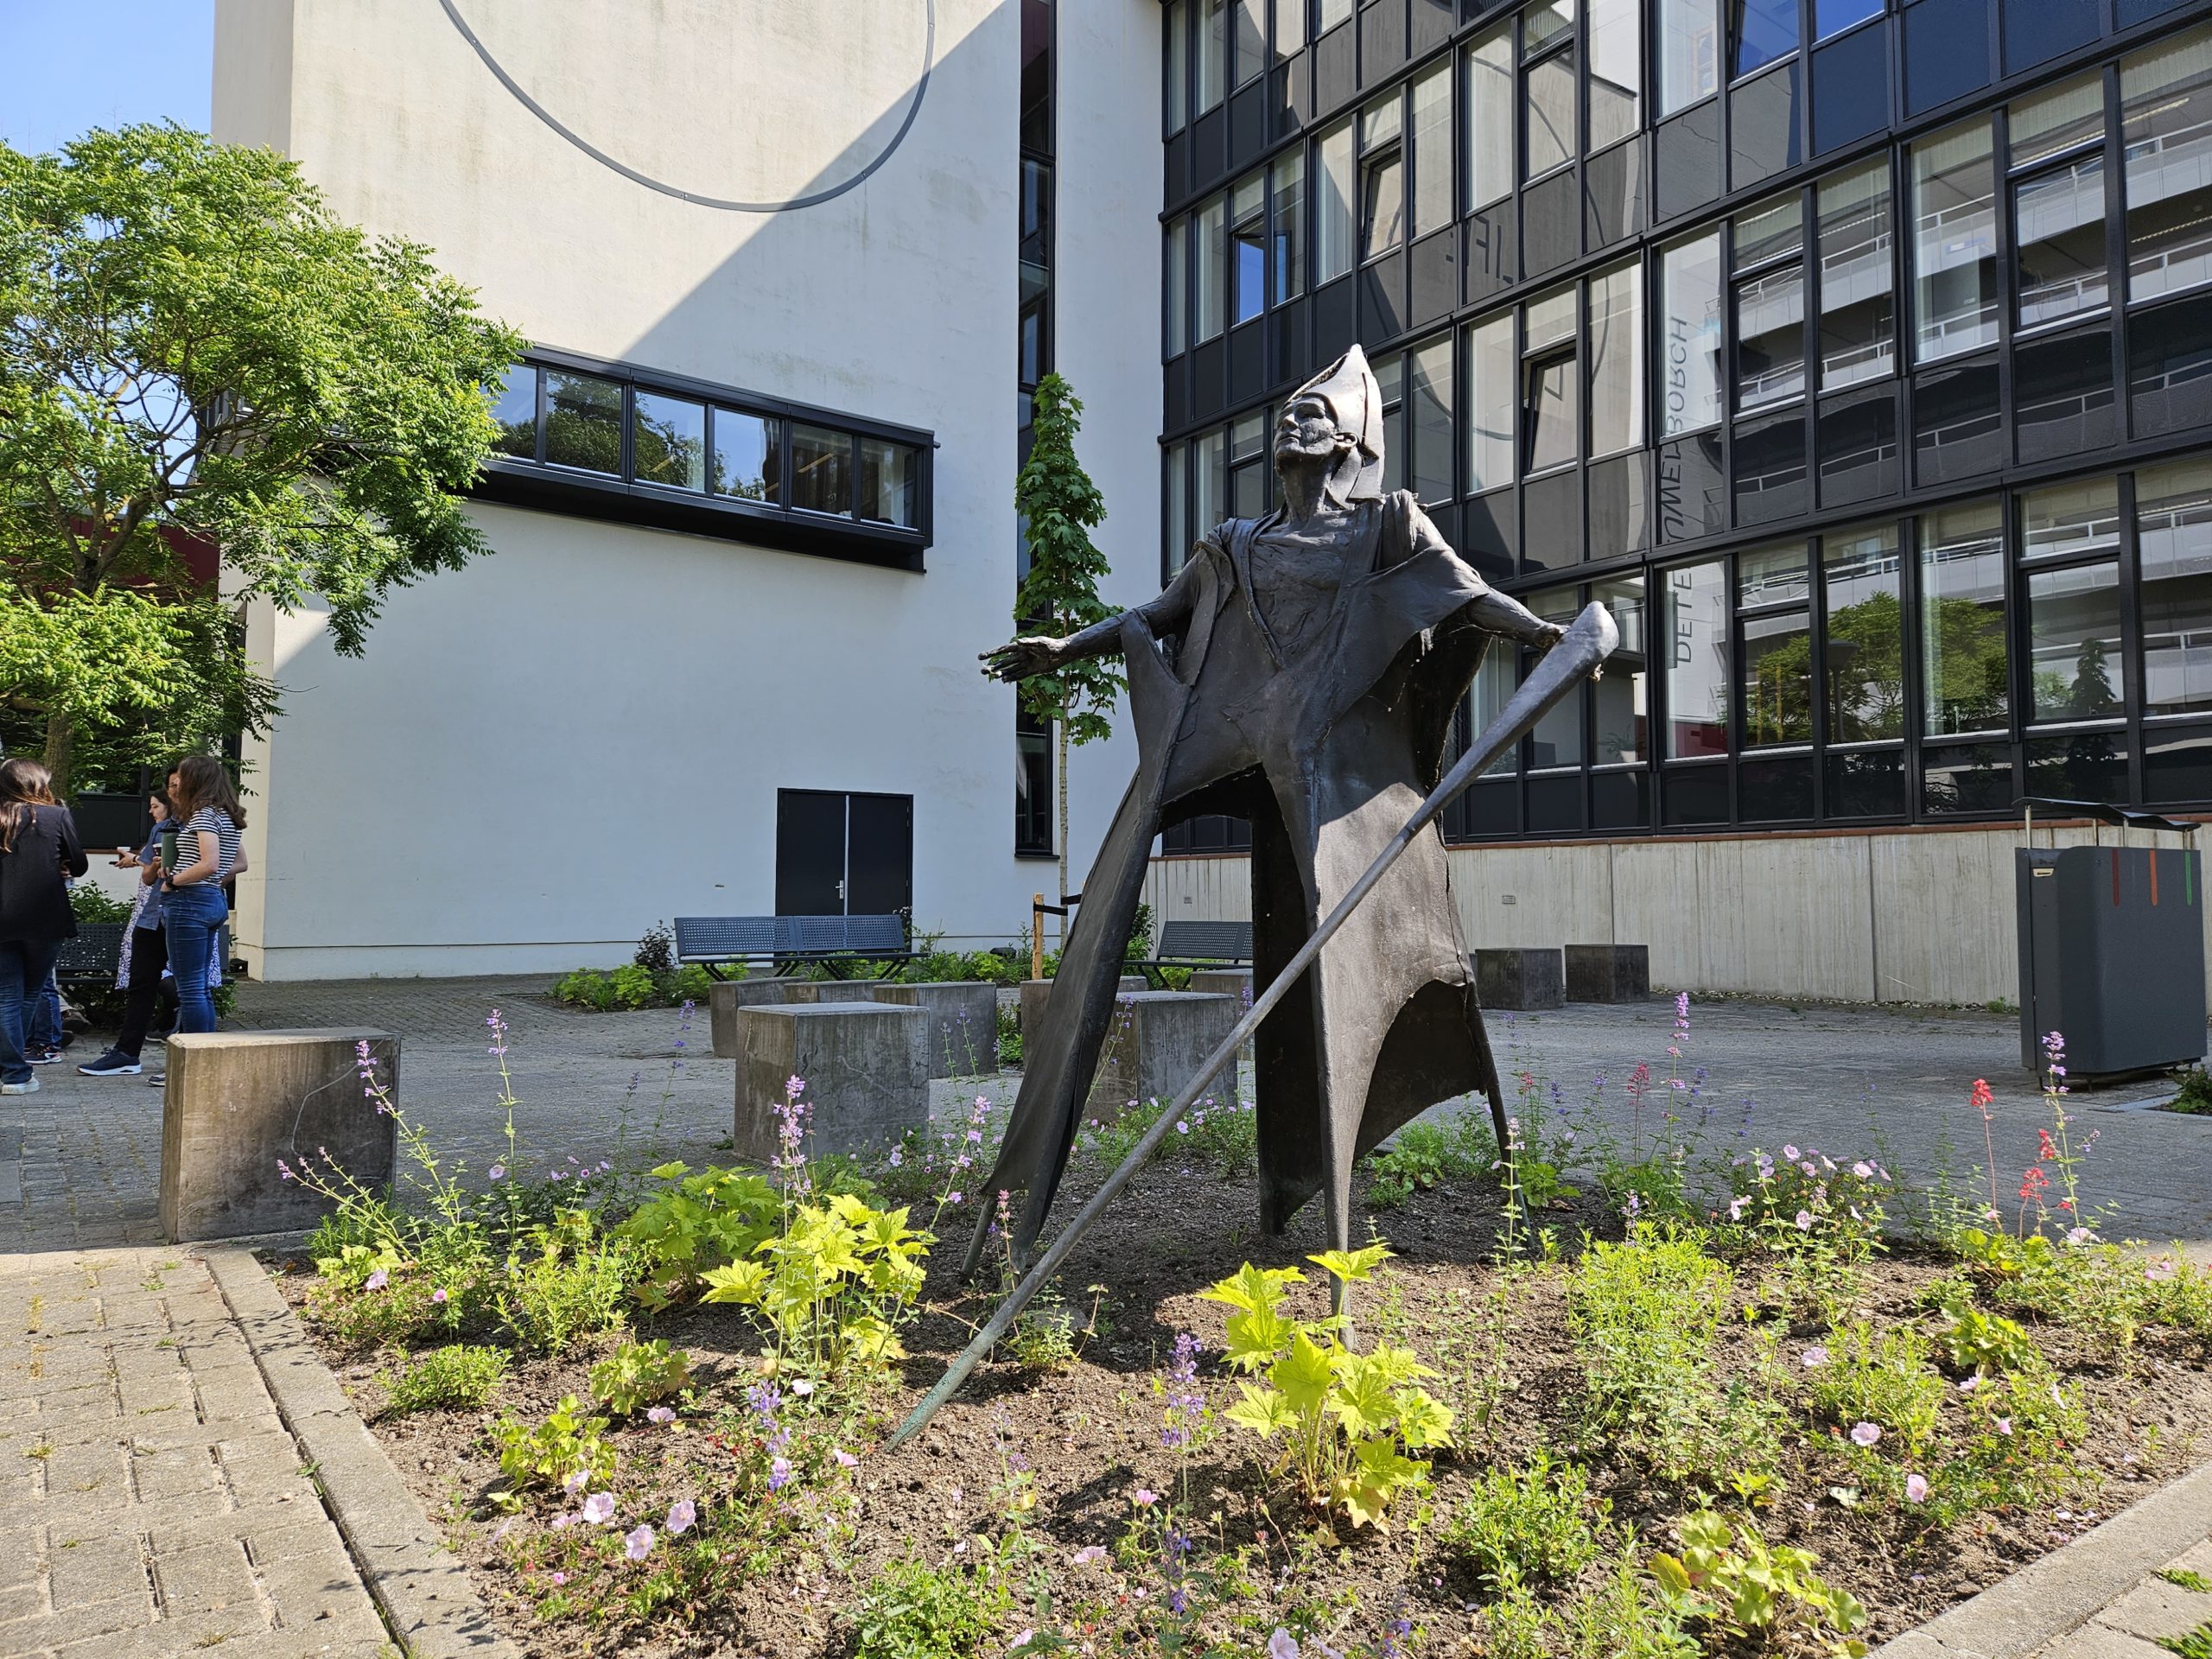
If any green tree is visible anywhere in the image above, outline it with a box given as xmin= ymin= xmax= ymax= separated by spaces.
xmin=0 ymin=124 xmax=525 ymax=790
xmin=1013 ymin=373 xmax=1125 ymax=922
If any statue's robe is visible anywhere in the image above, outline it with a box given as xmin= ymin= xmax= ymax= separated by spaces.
xmin=975 ymin=489 xmax=1512 ymax=1271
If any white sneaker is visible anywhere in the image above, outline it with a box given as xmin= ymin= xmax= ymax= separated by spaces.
xmin=0 ymin=1077 xmax=40 ymax=1095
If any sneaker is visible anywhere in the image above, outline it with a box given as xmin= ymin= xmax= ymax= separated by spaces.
xmin=0 ymin=1077 xmax=38 ymax=1095
xmin=25 ymin=1048 xmax=62 ymax=1065
xmin=77 ymin=1050 xmax=143 ymax=1077
xmin=145 ymin=1071 xmax=165 ymax=1088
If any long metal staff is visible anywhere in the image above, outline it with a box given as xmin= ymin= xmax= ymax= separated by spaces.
xmin=887 ymin=600 xmax=1619 ymax=1448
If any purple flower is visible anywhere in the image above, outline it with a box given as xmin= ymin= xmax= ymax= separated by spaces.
xmin=666 ymin=1499 xmax=696 ymax=1534
xmin=768 ymin=1458 xmax=792 ymax=1491
xmin=1850 ymin=1422 xmax=1881 ymax=1447
xmin=582 ymin=1491 xmax=615 ymax=1525
xmin=1905 ymin=1472 xmax=1929 ymax=1503
xmin=1794 ymin=1210 xmax=1814 ymax=1231
xmin=1268 ymin=1631 xmax=1300 ymax=1659
xmin=1133 ymin=1487 xmax=1159 ymax=1507
xmin=431 ymin=1287 xmax=448 ymax=1304
xmin=832 ymin=1447 xmax=858 ymax=1468
xmin=1801 ymin=1346 xmax=1828 ymax=1368
xmin=1783 ymin=1144 xmax=1801 ymax=1161
xmin=624 ymin=1524 xmax=654 ymax=1561
xmin=888 ymin=1147 xmax=903 ymax=1167
xmin=488 ymin=1164 xmax=505 ymax=1181
xmin=1071 ymin=1545 xmax=1107 ymax=1566
xmin=364 ymin=1268 xmax=388 ymax=1293
xmin=648 ymin=1406 xmax=676 ymax=1425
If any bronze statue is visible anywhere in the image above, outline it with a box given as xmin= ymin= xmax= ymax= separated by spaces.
xmin=975 ymin=346 xmax=1569 ymax=1282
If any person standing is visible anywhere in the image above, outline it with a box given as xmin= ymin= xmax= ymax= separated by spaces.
xmin=0 ymin=760 xmax=88 ymax=1094
xmin=160 ymin=757 xmax=243 ymax=1049
xmin=77 ymin=788 xmax=176 ymax=1077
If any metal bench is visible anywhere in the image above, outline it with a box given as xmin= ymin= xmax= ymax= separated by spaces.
xmin=673 ymin=913 xmax=915 ymax=980
xmin=54 ymin=923 xmax=126 ymax=987
xmin=1133 ymin=918 xmax=1254 ymax=985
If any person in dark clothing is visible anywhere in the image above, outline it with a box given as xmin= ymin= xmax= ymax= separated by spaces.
xmin=78 ymin=789 xmax=176 ymax=1077
xmin=0 ymin=759 xmax=88 ymax=1093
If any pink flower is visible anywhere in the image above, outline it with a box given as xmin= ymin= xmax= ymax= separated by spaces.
xmin=1268 ymin=1630 xmax=1300 ymax=1659
xmin=791 ymin=1380 xmax=815 ymax=1396
xmin=1801 ymin=1347 xmax=1828 ymax=1368
xmin=624 ymin=1524 xmax=654 ymax=1561
xmin=1071 ymin=1545 xmax=1107 ymax=1566
xmin=563 ymin=1471 xmax=588 ymax=1497
xmin=1905 ymin=1473 xmax=1929 ymax=1503
xmin=1783 ymin=1144 xmax=1801 ymax=1161
xmin=666 ymin=1499 xmax=696 ymax=1535
xmin=1133 ymin=1488 xmax=1160 ymax=1507
xmin=582 ymin=1492 xmax=615 ymax=1525
xmin=832 ymin=1448 xmax=858 ymax=1468
xmin=1728 ymin=1197 xmax=1747 ymax=1221
xmin=1853 ymin=1161 xmax=1874 ymax=1179
xmin=1996 ymin=1417 xmax=2013 ymax=1437
xmin=432 ymin=1287 xmax=448 ymax=1304
xmin=550 ymin=1571 xmax=568 ymax=1586
xmin=1850 ymin=1422 xmax=1881 ymax=1447
xmin=647 ymin=1406 xmax=676 ymax=1425
xmin=364 ymin=1268 xmax=388 ymax=1292
xmin=1794 ymin=1210 xmax=1814 ymax=1231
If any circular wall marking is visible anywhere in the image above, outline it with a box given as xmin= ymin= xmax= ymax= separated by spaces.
xmin=435 ymin=0 xmax=936 ymax=213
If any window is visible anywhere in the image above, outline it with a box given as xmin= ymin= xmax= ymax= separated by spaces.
xmin=1166 ymin=0 xmax=1187 ymax=131
xmin=1523 ymin=286 xmax=1579 ymax=474
xmin=1271 ymin=149 xmax=1305 ymax=301
xmin=1410 ymin=335 xmax=1454 ymax=503
xmin=2123 ymin=27 xmax=2212 ymax=303
xmin=543 ymin=371 xmax=624 ymax=474
xmin=1231 ymin=173 xmax=1268 ymax=326
xmin=2012 ymin=72 xmax=2103 ymax=169
xmin=1015 ymin=709 xmax=1052 ymax=855
xmin=1821 ymin=522 xmax=1904 ymax=741
xmin=2026 ymin=562 xmax=2123 ymax=722
xmin=1315 ymin=119 xmax=1357 ymax=283
xmin=1659 ymin=0 xmax=1720 ymax=115
xmin=1166 ymin=219 xmax=1188 ymax=355
xmin=858 ymin=438 xmax=918 ymax=528
xmin=490 ymin=363 xmax=537 ymax=460
xmin=1814 ymin=0 xmax=1880 ymax=41
xmin=2011 ymin=78 xmax=2108 ymax=330
xmin=1376 ymin=352 xmax=1407 ymax=494
xmin=1593 ymin=575 xmax=1649 ymax=763
xmin=1919 ymin=501 xmax=2007 ymax=734
xmin=1360 ymin=94 xmax=1405 ymax=258
xmin=1194 ymin=427 xmax=1226 ymax=543
xmin=2018 ymin=477 xmax=2119 ymax=563
xmin=1525 ymin=50 xmax=1578 ymax=180
xmin=1466 ymin=312 xmax=1516 ymax=491
xmin=1230 ymin=412 xmax=1269 ymax=517
xmin=1589 ymin=0 xmax=1643 ymax=149
xmin=1733 ymin=0 xmax=1799 ymax=79
xmin=1663 ymin=558 xmax=1731 ymax=756
xmin=2140 ymin=457 xmax=2212 ymax=716
xmin=1276 ymin=0 xmax=1304 ymax=58
xmin=1733 ymin=194 xmax=1806 ymax=412
xmin=1410 ymin=63 xmax=1452 ymax=240
xmin=1816 ymin=163 xmax=1893 ymax=388
xmin=790 ymin=424 xmax=852 ymax=515
xmin=1470 ymin=644 xmax=1519 ymax=772
xmin=1164 ymin=440 xmax=1190 ymax=575
xmin=1589 ymin=261 xmax=1643 ymax=455
xmin=1319 ymin=0 xmax=1351 ymax=31
xmin=1529 ymin=583 xmax=1586 ymax=767
xmin=1236 ymin=0 xmax=1266 ymax=86
xmin=1466 ymin=27 xmax=1514 ymax=210
xmin=1527 ymin=0 xmax=1575 ymax=54
xmin=1197 ymin=0 xmax=1226 ymax=112
xmin=1660 ymin=230 xmax=1725 ymax=433
xmin=1912 ymin=118 xmax=1999 ymax=363
xmin=1739 ymin=543 xmax=1813 ymax=747
xmin=632 ymin=391 xmax=706 ymax=491
xmin=1195 ymin=194 xmax=1226 ymax=342
xmin=712 ymin=410 xmax=779 ymax=501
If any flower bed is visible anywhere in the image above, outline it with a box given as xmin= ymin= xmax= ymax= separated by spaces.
xmin=275 ymin=1013 xmax=2212 ymax=1659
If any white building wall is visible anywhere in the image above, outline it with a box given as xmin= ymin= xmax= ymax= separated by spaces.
xmin=212 ymin=0 xmax=1164 ymax=978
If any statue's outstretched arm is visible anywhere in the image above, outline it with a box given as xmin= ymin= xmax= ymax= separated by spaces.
xmin=982 ymin=549 xmax=1203 ymax=683
xmin=1402 ymin=499 xmax=1567 ymax=652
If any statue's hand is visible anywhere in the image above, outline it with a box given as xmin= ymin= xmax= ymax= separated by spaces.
xmin=1535 ymin=621 xmax=1569 ymax=651
xmin=982 ymin=636 xmax=1068 ymax=682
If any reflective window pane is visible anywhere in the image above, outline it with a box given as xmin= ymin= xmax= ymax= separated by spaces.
xmin=1164 ymin=441 xmax=1190 ymax=577
xmin=1470 ymin=644 xmax=1519 ymax=772
xmin=543 ymin=371 xmax=624 ymax=474
xmin=1589 ymin=261 xmax=1644 ymax=456
xmin=1821 ymin=521 xmax=1904 ymax=741
xmin=1362 ymin=90 xmax=1402 ymax=150
xmin=2010 ymin=72 xmax=2103 ymax=169
xmin=1236 ymin=0 xmax=1266 ymax=85
xmin=1735 ymin=264 xmax=1806 ymax=410
xmin=1743 ymin=607 xmax=1814 ymax=746
xmin=1272 ymin=150 xmax=1305 ymax=301
xmin=2013 ymin=156 xmax=2108 ymax=327
xmin=857 ymin=439 xmax=918 ymax=528
xmin=1195 ymin=194 xmax=1226 ymax=340
xmin=1410 ymin=337 xmax=1454 ymax=504
xmin=1524 ymin=351 xmax=1580 ymax=473
xmin=1526 ymin=0 xmax=1575 ymax=55
xmin=1194 ymin=427 xmax=1226 ymax=540
xmin=489 ymin=363 xmax=537 ymax=461
xmin=1231 ymin=172 xmax=1268 ymax=326
xmin=632 ymin=391 xmax=706 ymax=491
xmin=1166 ymin=219 xmax=1188 ymax=354
xmin=1817 ymin=163 xmax=1894 ymax=388
xmin=2018 ymin=477 xmax=2120 ymax=563
xmin=1198 ymin=0 xmax=1226 ymax=112
xmin=1526 ymin=283 xmax=1578 ymax=348
xmin=1411 ymin=64 xmax=1452 ymax=239
xmin=1659 ymin=0 xmax=1721 ymax=115
xmin=2026 ymin=561 xmax=2123 ymax=721
xmin=1529 ymin=584 xmax=1586 ymax=767
xmin=1593 ymin=575 xmax=1649 ymax=763
xmin=2139 ymin=457 xmax=2212 ymax=715
xmin=1590 ymin=0 xmax=1643 ymax=149
xmin=1277 ymin=0 xmax=1304 ymax=55
xmin=1527 ymin=52 xmax=1579 ymax=179
xmin=1663 ymin=559 xmax=1731 ymax=756
xmin=713 ymin=410 xmax=779 ymax=501
xmin=1911 ymin=119 xmax=1999 ymax=363
xmin=1467 ymin=313 xmax=1516 ymax=491
xmin=1467 ymin=28 xmax=1514 ymax=209
xmin=1733 ymin=0 xmax=1800 ymax=80
xmin=1815 ymin=0 xmax=1881 ymax=41
xmin=1660 ymin=231 xmax=1726 ymax=432
xmin=1362 ymin=150 xmax=1404 ymax=258
xmin=1166 ymin=0 xmax=1187 ymax=131
xmin=790 ymin=423 xmax=852 ymax=515
xmin=1733 ymin=192 xmax=1803 ymax=268
xmin=1738 ymin=540 xmax=1810 ymax=606
xmin=1918 ymin=501 xmax=2008 ymax=734
xmin=1319 ymin=0 xmax=1351 ymax=29
xmin=2123 ymin=27 xmax=2212 ymax=302
xmin=2025 ymin=728 xmax=2127 ymax=805
xmin=1316 ymin=120 xmax=1357 ymax=283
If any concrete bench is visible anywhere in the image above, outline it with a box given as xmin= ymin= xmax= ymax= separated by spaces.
xmin=1473 ymin=947 xmax=1565 ymax=1011
xmin=734 ymin=1003 xmax=928 ymax=1163
xmin=808 ymin=981 xmax=998 ymax=1077
xmin=1565 ymin=944 xmax=1650 ymax=1003
xmin=708 ymin=977 xmax=805 ymax=1058
xmin=1088 ymin=990 xmax=1241 ymax=1122
xmin=1186 ymin=968 xmax=1255 ymax=1063
xmin=1020 ymin=975 xmax=1147 ymax=1038
xmin=160 ymin=1029 xmax=400 ymax=1243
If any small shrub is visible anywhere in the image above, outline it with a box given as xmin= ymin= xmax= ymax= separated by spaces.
xmin=1444 ymin=1448 xmax=1607 ymax=1590
xmin=1650 ymin=1511 xmax=1869 ymax=1657
xmin=1805 ymin=1322 xmax=1944 ymax=1454
xmin=1929 ymin=1283 xmax=2040 ymax=1377
xmin=588 ymin=1338 xmax=691 ymax=1415
xmin=1569 ymin=1231 xmax=1728 ymax=1437
xmin=1363 ymin=1115 xmax=1499 ymax=1209
xmin=618 ymin=1163 xmax=784 ymax=1310
xmin=499 ymin=1212 xmax=636 ymax=1355
xmin=1566 ymin=1551 xmax=1701 ymax=1659
xmin=699 ymin=1191 xmax=931 ymax=1377
xmin=633 ymin=922 xmax=675 ymax=975
xmin=70 ymin=881 xmax=134 ymax=925
xmin=2167 ymin=1067 xmax=2212 ymax=1116
xmin=490 ymin=1394 xmax=616 ymax=1507
xmin=852 ymin=1549 xmax=1013 ymax=1659
xmin=380 ymin=1344 xmax=509 ymax=1415
xmin=995 ymin=1004 xmax=1023 ymax=1068
xmin=553 ymin=962 xmax=719 ymax=1011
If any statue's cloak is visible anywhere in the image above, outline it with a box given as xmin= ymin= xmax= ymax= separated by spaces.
xmin=978 ymin=490 xmax=1509 ymax=1268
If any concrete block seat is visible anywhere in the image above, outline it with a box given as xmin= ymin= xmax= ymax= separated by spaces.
xmin=1565 ymin=944 xmax=1650 ymax=1003
xmin=1020 ymin=975 xmax=1147 ymax=1037
xmin=734 ymin=1003 xmax=928 ymax=1162
xmin=161 ymin=1028 xmax=400 ymax=1243
xmin=811 ymin=981 xmax=998 ymax=1077
xmin=1473 ymin=947 xmax=1565 ymax=1011
xmin=1088 ymin=990 xmax=1241 ymax=1122
xmin=708 ymin=976 xmax=808 ymax=1058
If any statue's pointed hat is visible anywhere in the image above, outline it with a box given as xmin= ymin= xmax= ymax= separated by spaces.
xmin=1287 ymin=344 xmax=1386 ymax=504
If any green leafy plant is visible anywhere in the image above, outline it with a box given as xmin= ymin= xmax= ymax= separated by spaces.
xmin=1806 ymin=1322 xmax=1944 ymax=1455
xmin=699 ymin=1192 xmax=931 ymax=1376
xmin=2157 ymin=1623 xmax=2212 ymax=1659
xmin=1204 ymin=1242 xmax=1454 ymax=1529
xmin=378 ymin=1344 xmax=509 ymax=1415
xmin=2168 ymin=1068 xmax=2212 ymax=1116
xmin=490 ymin=1395 xmax=616 ymax=1508
xmin=1929 ymin=1283 xmax=2040 ymax=1376
xmin=1650 ymin=1510 xmax=1869 ymax=1657
xmin=616 ymin=1163 xmax=784 ymax=1310
xmin=2160 ymin=1570 xmax=2212 ymax=1594
xmin=1567 ymin=1551 xmax=1702 ymax=1659
xmin=851 ymin=1548 xmax=1014 ymax=1659
xmin=1444 ymin=1447 xmax=1608 ymax=1591
xmin=498 ymin=1211 xmax=636 ymax=1355
xmin=553 ymin=962 xmax=720 ymax=1012
xmin=587 ymin=1338 xmax=691 ymax=1416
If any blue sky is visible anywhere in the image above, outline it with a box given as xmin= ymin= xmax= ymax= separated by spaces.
xmin=0 ymin=0 xmax=213 ymax=154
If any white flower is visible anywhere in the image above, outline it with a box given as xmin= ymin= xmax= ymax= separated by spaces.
xmin=666 ymin=1499 xmax=696 ymax=1534
xmin=624 ymin=1524 xmax=654 ymax=1561
xmin=582 ymin=1491 xmax=615 ymax=1525
xmin=1850 ymin=1421 xmax=1881 ymax=1447
xmin=1801 ymin=1346 xmax=1828 ymax=1368
xmin=1905 ymin=1473 xmax=1929 ymax=1503
xmin=1268 ymin=1631 xmax=1300 ymax=1659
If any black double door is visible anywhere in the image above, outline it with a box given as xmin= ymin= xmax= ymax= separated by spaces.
xmin=773 ymin=790 xmax=912 ymax=917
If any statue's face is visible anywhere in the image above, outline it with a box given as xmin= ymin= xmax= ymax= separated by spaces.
xmin=1274 ymin=393 xmax=1347 ymax=470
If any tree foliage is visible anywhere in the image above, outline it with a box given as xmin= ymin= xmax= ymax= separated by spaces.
xmin=0 ymin=123 xmax=524 ymax=787
xmin=1012 ymin=373 xmax=1123 ymax=747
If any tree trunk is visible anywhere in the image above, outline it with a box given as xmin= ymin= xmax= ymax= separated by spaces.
xmin=41 ymin=709 xmax=72 ymax=798
xmin=1056 ymin=697 xmax=1070 ymax=951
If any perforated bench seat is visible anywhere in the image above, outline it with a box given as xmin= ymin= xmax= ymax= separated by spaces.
xmin=1132 ymin=918 xmax=1254 ymax=985
xmin=674 ymin=913 xmax=914 ymax=979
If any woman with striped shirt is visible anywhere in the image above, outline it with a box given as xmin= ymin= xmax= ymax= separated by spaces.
xmin=162 ymin=757 xmax=244 ymax=1038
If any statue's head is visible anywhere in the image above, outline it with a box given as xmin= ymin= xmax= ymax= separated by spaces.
xmin=1273 ymin=346 xmax=1384 ymax=505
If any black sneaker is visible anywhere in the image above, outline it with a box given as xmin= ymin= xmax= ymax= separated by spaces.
xmin=145 ymin=1071 xmax=165 ymax=1088
xmin=25 ymin=1048 xmax=61 ymax=1065
xmin=77 ymin=1050 xmax=143 ymax=1077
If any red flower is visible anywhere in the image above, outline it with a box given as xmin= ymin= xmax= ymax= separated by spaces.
xmin=2037 ymin=1128 xmax=2057 ymax=1161
xmin=1969 ymin=1078 xmax=1995 ymax=1110
xmin=2019 ymin=1167 xmax=2050 ymax=1202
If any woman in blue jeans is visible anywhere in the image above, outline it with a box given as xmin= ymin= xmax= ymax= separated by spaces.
xmin=0 ymin=759 xmax=88 ymax=1093
xmin=161 ymin=758 xmax=245 ymax=1038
